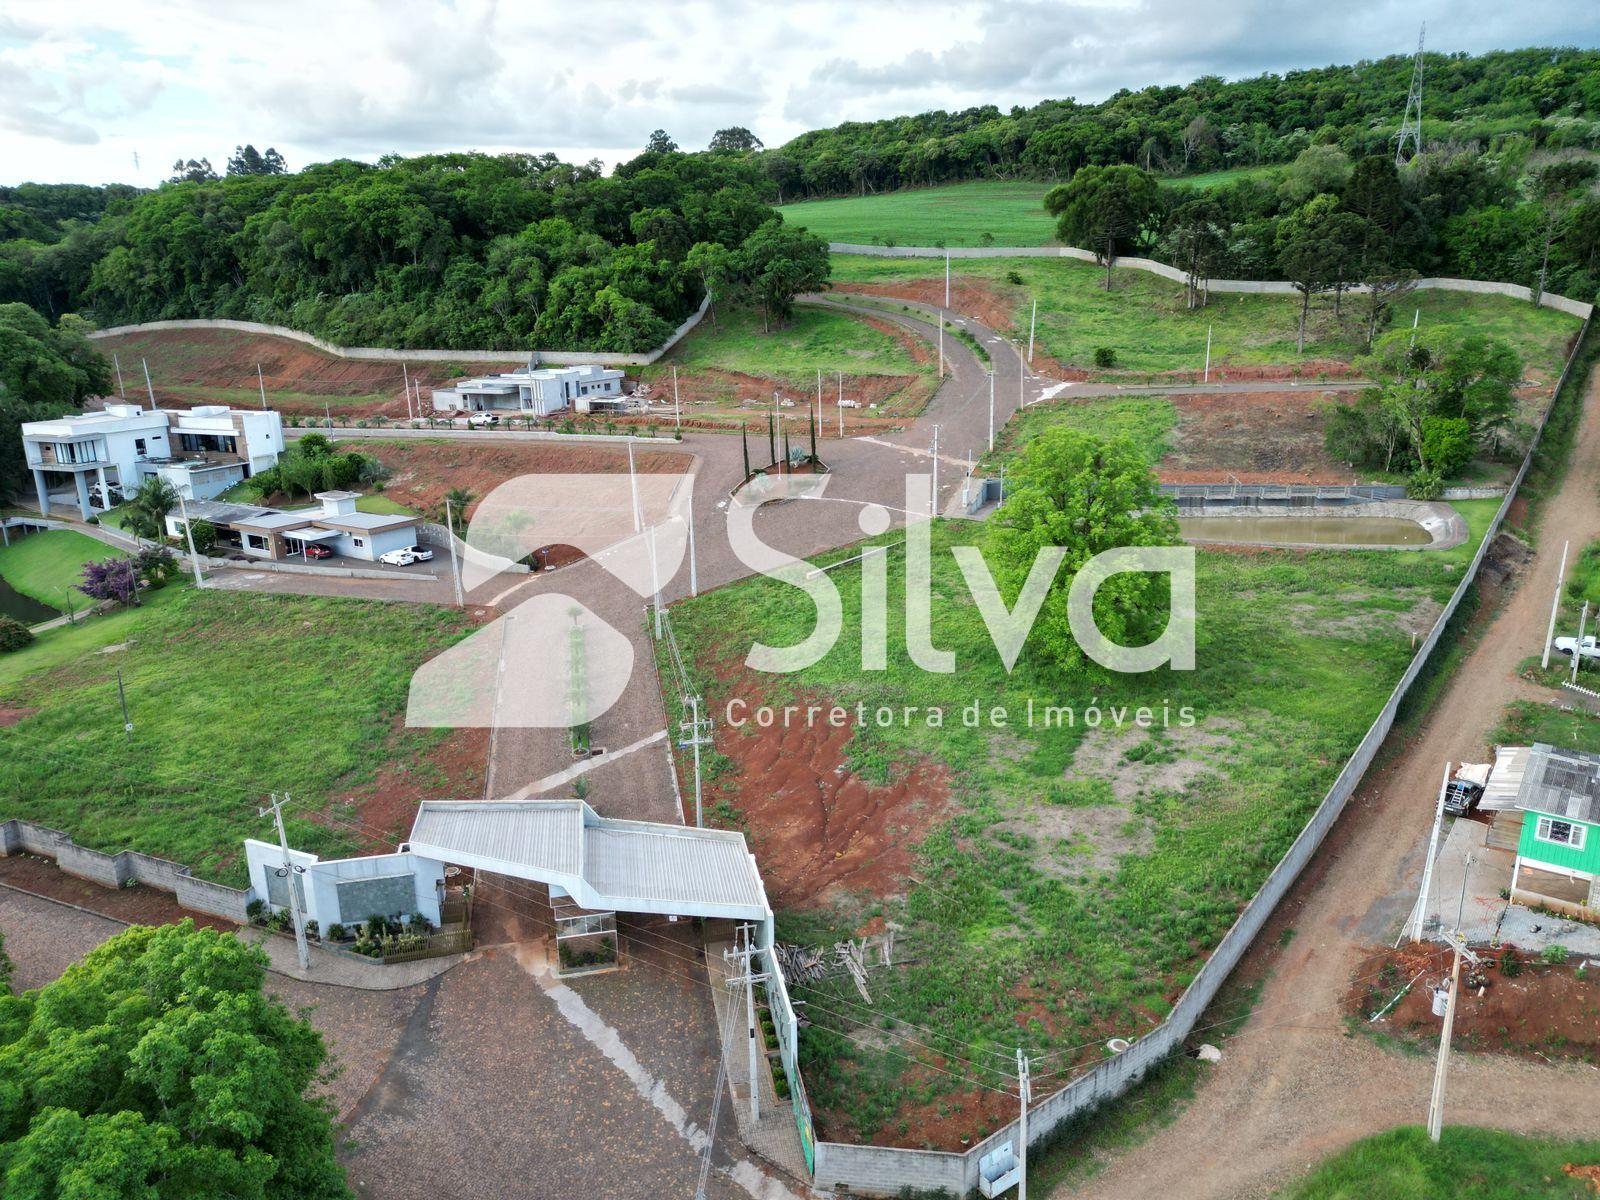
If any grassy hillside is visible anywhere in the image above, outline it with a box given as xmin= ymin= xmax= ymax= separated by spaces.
xmin=0 ymin=530 xmax=111 ymax=610
xmin=1281 ymin=1126 xmax=1600 ymax=1199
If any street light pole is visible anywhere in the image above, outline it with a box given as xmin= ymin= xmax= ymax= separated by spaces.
xmin=1544 ymin=540 xmax=1571 ymax=669
xmin=261 ymin=792 xmax=311 ymax=972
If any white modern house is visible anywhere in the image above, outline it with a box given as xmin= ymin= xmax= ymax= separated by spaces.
xmin=430 ymin=364 xmax=626 ymax=417
xmin=21 ymin=403 xmax=285 ymax=519
xmin=165 ymin=490 xmax=423 ymax=563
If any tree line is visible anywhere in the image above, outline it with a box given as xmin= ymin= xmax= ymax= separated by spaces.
xmin=761 ymin=46 xmax=1600 ymax=201
xmin=0 ymin=146 xmax=827 ymax=355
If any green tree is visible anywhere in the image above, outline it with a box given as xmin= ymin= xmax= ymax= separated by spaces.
xmin=1167 ymin=195 xmax=1228 ymax=308
xmin=644 ymin=129 xmax=678 ymax=155
xmin=226 ymin=144 xmax=287 ymax=176
xmin=1420 ymin=415 xmax=1474 ymax=476
xmin=1531 ymin=159 xmax=1600 ymax=304
xmin=685 ymin=241 xmax=736 ymax=332
xmin=1277 ymin=144 xmax=1352 ymax=205
xmin=0 ymin=921 xmax=351 ymax=1199
xmin=708 ymin=127 xmax=763 ymax=153
xmin=121 ymin=477 xmax=178 ymax=541
xmin=1044 ymin=165 xmax=1166 ymax=290
xmin=986 ymin=428 xmax=1177 ymax=673
xmin=738 ymin=220 xmax=830 ymax=332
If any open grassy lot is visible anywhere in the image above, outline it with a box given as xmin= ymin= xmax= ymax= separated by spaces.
xmin=0 ymin=529 xmax=112 ymax=609
xmin=830 ymin=254 xmax=1581 ymax=380
xmin=780 ymin=171 xmax=1286 ymax=248
xmin=1279 ymin=1126 xmax=1600 ymax=1199
xmin=663 ymin=491 xmax=1492 ymax=1146
xmin=0 ymin=585 xmax=471 ymax=884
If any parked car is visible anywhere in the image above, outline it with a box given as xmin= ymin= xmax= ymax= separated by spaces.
xmin=467 ymin=411 xmax=499 ymax=427
xmin=378 ymin=548 xmax=419 ymax=566
xmin=302 ymin=543 xmax=334 ymax=560
xmin=1553 ymin=634 xmax=1600 ymax=661
xmin=1442 ymin=778 xmax=1483 ymax=816
xmin=407 ymin=545 xmax=434 ymax=562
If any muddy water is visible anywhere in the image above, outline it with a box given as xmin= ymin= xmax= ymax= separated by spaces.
xmin=0 ymin=575 xmax=59 ymax=625
xmin=1178 ymin=514 xmax=1431 ymax=547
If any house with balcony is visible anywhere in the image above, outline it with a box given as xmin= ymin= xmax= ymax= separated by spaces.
xmin=430 ymin=364 xmax=627 ymax=418
xmin=20 ymin=403 xmax=285 ymax=519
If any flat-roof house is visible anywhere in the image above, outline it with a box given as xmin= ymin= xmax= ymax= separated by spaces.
xmin=167 ymin=490 xmax=422 ymax=563
xmin=1501 ymin=743 xmax=1600 ymax=916
xmin=21 ymin=402 xmax=284 ymax=519
xmin=431 ymin=364 xmax=626 ymax=417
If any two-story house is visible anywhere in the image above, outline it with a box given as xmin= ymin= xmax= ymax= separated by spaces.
xmin=21 ymin=403 xmax=285 ymax=519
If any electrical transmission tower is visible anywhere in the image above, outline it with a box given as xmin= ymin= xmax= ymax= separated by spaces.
xmin=1394 ymin=24 xmax=1426 ymax=166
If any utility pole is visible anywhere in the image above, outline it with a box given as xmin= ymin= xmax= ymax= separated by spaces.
xmin=1410 ymin=307 xmax=1421 ymax=348
xmin=930 ymin=424 xmax=941 ymax=517
xmin=679 ymin=695 xmax=712 ymax=826
xmin=1204 ymin=324 xmax=1213 ymax=383
xmin=260 ymin=792 xmax=311 ymax=972
xmin=944 ymin=249 xmax=951 ymax=308
xmin=176 ymin=492 xmax=205 ymax=589
xmin=673 ymin=364 xmax=681 ymax=430
xmin=837 ymin=371 xmax=844 ymax=436
xmin=402 ymin=363 xmax=411 ymax=422
xmin=988 ymin=370 xmax=995 ymax=452
xmin=687 ymin=495 xmax=699 ymax=597
xmin=1426 ymin=930 xmax=1478 ymax=1142
xmin=1016 ymin=1048 xmax=1032 ymax=1200
xmin=723 ymin=925 xmax=769 ymax=1123
xmin=1027 ymin=299 xmax=1036 ymax=363
xmin=141 ymin=358 xmax=157 ymax=412
xmin=1018 ymin=344 xmax=1025 ymax=410
xmin=1412 ymin=762 xmax=1452 ymax=942
xmin=1574 ymin=601 xmax=1590 ymax=685
xmin=938 ymin=321 xmax=945 ymax=378
xmin=113 ymin=353 xmax=126 ymax=399
xmin=442 ymin=497 xmax=465 ymax=608
xmin=1543 ymin=540 xmax=1570 ymax=669
xmin=257 ymin=363 xmax=268 ymax=409
xmin=116 ymin=668 xmax=133 ymax=742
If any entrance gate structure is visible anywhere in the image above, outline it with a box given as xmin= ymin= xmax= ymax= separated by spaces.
xmin=404 ymin=800 xmax=817 ymax=1171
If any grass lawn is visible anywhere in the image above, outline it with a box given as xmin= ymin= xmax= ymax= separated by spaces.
xmin=1280 ymin=1126 xmax=1600 ymax=1199
xmin=356 ymin=493 xmax=416 ymax=516
xmin=662 ymin=487 xmax=1495 ymax=1144
xmin=780 ymin=171 xmax=1285 ymax=248
xmin=0 ymin=529 xmax=114 ymax=609
xmin=829 ymin=254 xmax=1581 ymax=379
xmin=655 ymin=302 xmax=927 ymax=380
xmin=0 ymin=585 xmax=470 ymax=884
xmin=158 ymin=382 xmax=389 ymax=411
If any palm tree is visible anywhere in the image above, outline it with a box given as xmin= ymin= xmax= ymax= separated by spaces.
xmin=442 ymin=487 xmax=474 ymax=535
xmin=123 ymin=477 xmax=178 ymax=541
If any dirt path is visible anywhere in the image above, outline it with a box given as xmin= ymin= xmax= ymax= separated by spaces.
xmin=1064 ymin=369 xmax=1600 ymax=1198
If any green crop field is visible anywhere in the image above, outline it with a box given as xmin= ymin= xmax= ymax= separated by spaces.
xmin=0 ymin=529 xmax=113 ymax=611
xmin=0 ymin=586 xmax=471 ymax=883
xmin=1281 ymin=1126 xmax=1600 ymax=1200
xmin=780 ymin=171 xmax=1285 ymax=248
xmin=829 ymin=254 xmax=1581 ymax=379
xmin=660 ymin=438 xmax=1496 ymax=1144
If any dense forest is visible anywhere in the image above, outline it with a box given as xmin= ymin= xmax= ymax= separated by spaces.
xmin=0 ymin=148 xmax=827 ymax=353
xmin=764 ymin=47 xmax=1600 ymax=198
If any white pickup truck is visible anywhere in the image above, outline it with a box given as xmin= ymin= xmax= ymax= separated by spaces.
xmin=1553 ymin=634 xmax=1600 ymax=661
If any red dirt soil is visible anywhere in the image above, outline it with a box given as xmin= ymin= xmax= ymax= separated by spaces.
xmin=339 ymin=439 xmax=692 ymax=522
xmin=696 ymin=671 xmax=952 ymax=909
xmin=95 ymin=328 xmax=520 ymax=419
xmin=1350 ymin=943 xmax=1600 ymax=1064
xmin=0 ymin=852 xmax=239 ymax=931
xmin=0 ymin=704 xmax=37 ymax=728
xmin=331 ymin=725 xmax=490 ymax=849
xmin=1159 ymin=389 xmax=1357 ymax=484
xmin=635 ymin=366 xmax=927 ymax=435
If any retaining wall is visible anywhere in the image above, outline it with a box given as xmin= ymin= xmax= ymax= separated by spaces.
xmin=812 ymin=312 xmax=1595 ymax=1195
xmin=828 ymin=243 xmax=1595 ymax=320
xmin=0 ymin=818 xmax=254 ymax=922
xmin=87 ymin=292 xmax=712 ymax=369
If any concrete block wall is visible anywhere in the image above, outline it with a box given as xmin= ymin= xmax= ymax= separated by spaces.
xmin=0 ymin=818 xmax=254 ymax=923
xmin=810 ymin=313 xmax=1594 ymax=1196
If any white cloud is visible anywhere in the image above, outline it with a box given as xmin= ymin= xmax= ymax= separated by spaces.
xmin=1 ymin=0 xmax=1598 ymax=184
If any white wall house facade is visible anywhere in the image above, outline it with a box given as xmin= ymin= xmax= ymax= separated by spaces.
xmin=431 ymin=364 xmax=626 ymax=417
xmin=21 ymin=403 xmax=285 ymax=519
xmin=243 ymin=838 xmax=446 ymax=930
xmin=165 ymin=490 xmax=422 ymax=562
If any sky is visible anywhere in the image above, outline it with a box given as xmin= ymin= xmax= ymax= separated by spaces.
xmin=4 ymin=0 xmax=1600 ymax=186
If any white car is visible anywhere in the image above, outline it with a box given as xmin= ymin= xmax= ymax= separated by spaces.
xmin=378 ymin=548 xmax=419 ymax=567
xmin=406 ymin=545 xmax=434 ymax=562
xmin=467 ymin=411 xmax=499 ymax=427
xmin=1554 ymin=634 xmax=1600 ymax=661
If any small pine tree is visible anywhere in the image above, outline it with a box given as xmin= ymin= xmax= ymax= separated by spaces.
xmin=809 ymin=407 xmax=818 ymax=464
xmin=741 ymin=426 xmax=751 ymax=478
xmin=767 ymin=410 xmax=776 ymax=465
xmin=783 ymin=431 xmax=792 ymax=473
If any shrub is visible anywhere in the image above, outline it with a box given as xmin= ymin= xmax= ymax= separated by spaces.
xmin=185 ymin=518 xmax=217 ymax=556
xmin=268 ymin=908 xmax=293 ymax=933
xmin=1405 ymin=468 xmax=1444 ymax=500
xmin=327 ymin=923 xmax=348 ymax=942
xmin=1005 ymin=269 xmax=1024 ymax=285
xmin=85 ymin=514 xmax=98 ymax=525
xmin=303 ymin=919 xmax=319 ymax=941
xmin=1500 ymin=946 xmax=1522 ymax=977
xmin=1420 ymin=415 xmax=1474 ymax=477
xmin=408 ymin=911 xmax=433 ymax=935
xmin=0 ymin=616 xmax=33 ymax=653
xmin=1542 ymin=944 xmax=1570 ymax=965
xmin=245 ymin=897 xmax=267 ymax=924
xmin=1093 ymin=347 xmax=1118 ymax=369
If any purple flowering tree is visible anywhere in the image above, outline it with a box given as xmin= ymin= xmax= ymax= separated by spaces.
xmin=78 ymin=557 xmax=143 ymax=607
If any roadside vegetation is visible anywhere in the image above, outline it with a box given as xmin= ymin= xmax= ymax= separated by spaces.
xmin=665 ymin=413 xmax=1496 ymax=1145
xmin=0 ymin=585 xmax=471 ymax=883
xmin=1279 ymin=1126 xmax=1600 ymax=1199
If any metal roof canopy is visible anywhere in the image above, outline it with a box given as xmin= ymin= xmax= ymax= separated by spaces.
xmin=1515 ymin=743 xmax=1600 ymax=823
xmin=406 ymin=800 xmax=771 ymax=923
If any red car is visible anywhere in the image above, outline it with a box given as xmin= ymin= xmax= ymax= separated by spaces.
xmin=302 ymin=543 xmax=334 ymax=560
